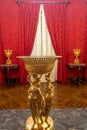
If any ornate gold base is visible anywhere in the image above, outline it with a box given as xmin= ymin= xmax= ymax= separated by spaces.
xmin=26 ymin=116 xmax=54 ymax=130
xmin=6 ymin=59 xmax=12 ymax=65
xmin=74 ymin=58 xmax=79 ymax=64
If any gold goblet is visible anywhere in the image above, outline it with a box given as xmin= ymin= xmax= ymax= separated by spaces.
xmin=73 ymin=49 xmax=80 ymax=64
xmin=17 ymin=56 xmax=62 ymax=130
xmin=4 ymin=49 xmax=12 ymax=65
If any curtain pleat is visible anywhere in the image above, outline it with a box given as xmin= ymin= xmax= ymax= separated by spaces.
xmin=18 ymin=4 xmax=40 ymax=83
xmin=44 ymin=4 xmax=68 ymax=83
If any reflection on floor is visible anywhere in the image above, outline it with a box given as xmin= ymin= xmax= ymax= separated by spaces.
xmin=0 ymin=82 xmax=87 ymax=109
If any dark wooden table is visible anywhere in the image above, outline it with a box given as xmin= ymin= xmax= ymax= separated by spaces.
xmin=67 ymin=63 xmax=86 ymax=85
xmin=0 ymin=64 xmax=19 ymax=85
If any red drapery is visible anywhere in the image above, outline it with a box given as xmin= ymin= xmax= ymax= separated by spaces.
xmin=18 ymin=4 xmax=40 ymax=83
xmin=0 ymin=0 xmax=19 ymax=85
xmin=0 ymin=0 xmax=87 ymax=85
xmin=85 ymin=4 xmax=87 ymax=81
xmin=67 ymin=1 xmax=87 ymax=82
xmin=44 ymin=4 xmax=68 ymax=83
xmin=0 ymin=25 xmax=5 ymax=84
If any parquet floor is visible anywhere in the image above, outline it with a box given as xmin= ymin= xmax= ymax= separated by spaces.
xmin=0 ymin=82 xmax=87 ymax=109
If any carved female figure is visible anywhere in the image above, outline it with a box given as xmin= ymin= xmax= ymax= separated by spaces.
xmin=27 ymin=74 xmax=45 ymax=126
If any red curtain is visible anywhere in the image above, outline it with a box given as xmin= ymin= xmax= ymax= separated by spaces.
xmin=0 ymin=25 xmax=5 ymax=84
xmin=67 ymin=1 xmax=87 ymax=82
xmin=18 ymin=4 xmax=40 ymax=83
xmin=0 ymin=0 xmax=19 ymax=85
xmin=44 ymin=4 xmax=68 ymax=83
xmin=0 ymin=0 xmax=87 ymax=85
xmin=85 ymin=4 xmax=87 ymax=81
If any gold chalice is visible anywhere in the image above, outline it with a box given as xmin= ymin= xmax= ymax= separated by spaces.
xmin=17 ymin=56 xmax=62 ymax=130
xmin=4 ymin=49 xmax=12 ymax=65
xmin=73 ymin=49 xmax=80 ymax=64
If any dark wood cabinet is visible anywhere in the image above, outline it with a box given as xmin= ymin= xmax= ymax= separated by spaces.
xmin=0 ymin=64 xmax=19 ymax=86
xmin=67 ymin=63 xmax=86 ymax=85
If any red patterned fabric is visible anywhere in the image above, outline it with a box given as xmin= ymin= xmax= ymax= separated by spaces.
xmin=67 ymin=1 xmax=87 ymax=81
xmin=0 ymin=27 xmax=5 ymax=84
xmin=0 ymin=0 xmax=19 ymax=85
xmin=84 ymin=4 xmax=87 ymax=81
xmin=18 ymin=4 xmax=40 ymax=83
xmin=44 ymin=4 xmax=68 ymax=83
xmin=21 ymin=0 xmax=65 ymax=2
xmin=0 ymin=0 xmax=40 ymax=84
xmin=0 ymin=0 xmax=87 ymax=84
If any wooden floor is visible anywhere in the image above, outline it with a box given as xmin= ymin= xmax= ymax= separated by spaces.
xmin=0 ymin=82 xmax=87 ymax=109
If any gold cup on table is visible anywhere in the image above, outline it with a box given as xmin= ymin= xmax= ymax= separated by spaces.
xmin=73 ymin=49 xmax=80 ymax=64
xmin=4 ymin=49 xmax=12 ymax=65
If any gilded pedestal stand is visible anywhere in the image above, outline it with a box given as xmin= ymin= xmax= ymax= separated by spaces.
xmin=17 ymin=56 xmax=62 ymax=130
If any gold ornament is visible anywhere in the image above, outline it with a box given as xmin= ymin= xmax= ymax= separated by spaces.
xmin=4 ymin=49 xmax=12 ymax=65
xmin=73 ymin=49 xmax=80 ymax=64
xmin=17 ymin=56 xmax=62 ymax=130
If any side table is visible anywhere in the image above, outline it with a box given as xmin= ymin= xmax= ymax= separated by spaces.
xmin=67 ymin=63 xmax=86 ymax=85
xmin=0 ymin=64 xmax=19 ymax=86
